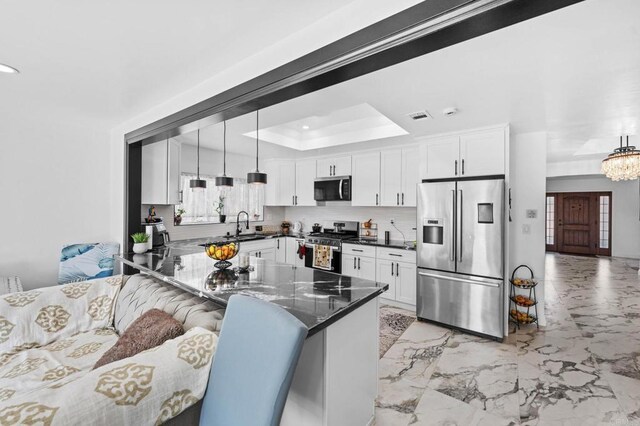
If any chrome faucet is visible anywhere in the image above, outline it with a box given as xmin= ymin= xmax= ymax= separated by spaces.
xmin=236 ymin=211 xmax=250 ymax=237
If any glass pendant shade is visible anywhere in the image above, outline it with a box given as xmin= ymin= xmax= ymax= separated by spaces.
xmin=247 ymin=110 xmax=268 ymax=185
xmin=216 ymin=121 xmax=234 ymax=187
xmin=189 ymin=129 xmax=207 ymax=189
xmin=601 ymin=136 xmax=640 ymax=181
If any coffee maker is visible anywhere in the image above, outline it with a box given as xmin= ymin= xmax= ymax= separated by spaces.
xmin=143 ymin=219 xmax=170 ymax=248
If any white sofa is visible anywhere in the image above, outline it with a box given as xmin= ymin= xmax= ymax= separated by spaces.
xmin=0 ymin=274 xmax=225 ymax=425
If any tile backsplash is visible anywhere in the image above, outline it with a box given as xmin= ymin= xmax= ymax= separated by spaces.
xmin=144 ymin=204 xmax=417 ymax=243
xmin=283 ymin=206 xmax=417 ymax=242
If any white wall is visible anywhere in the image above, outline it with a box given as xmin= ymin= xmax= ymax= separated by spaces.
xmin=546 ymin=175 xmax=640 ymax=259
xmin=0 ymin=112 xmax=112 ymax=290
xmin=509 ymin=132 xmax=547 ymax=325
xmin=109 ymin=0 xmax=423 ymax=250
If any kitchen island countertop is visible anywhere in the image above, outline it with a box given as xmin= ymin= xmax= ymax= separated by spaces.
xmin=116 ymin=247 xmax=387 ymax=337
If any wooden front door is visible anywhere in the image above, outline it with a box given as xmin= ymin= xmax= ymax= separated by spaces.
xmin=546 ymin=192 xmax=612 ymax=256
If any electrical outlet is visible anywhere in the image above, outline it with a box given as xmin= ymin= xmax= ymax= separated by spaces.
xmin=526 ymin=209 xmax=538 ymax=219
xmin=522 ymin=224 xmax=531 ymax=234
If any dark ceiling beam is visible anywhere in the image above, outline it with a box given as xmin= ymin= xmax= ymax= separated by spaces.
xmin=125 ymin=0 xmax=583 ymax=145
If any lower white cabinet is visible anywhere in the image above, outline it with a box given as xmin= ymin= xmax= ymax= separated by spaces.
xmin=275 ymin=237 xmax=286 ymax=263
xmin=395 ymin=261 xmax=417 ymax=305
xmin=285 ymin=237 xmax=306 ymax=267
xmin=342 ymin=254 xmax=376 ymax=281
xmin=240 ymin=239 xmax=276 ymax=260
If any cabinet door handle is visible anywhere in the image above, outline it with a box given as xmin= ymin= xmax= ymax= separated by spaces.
xmin=396 ymin=262 xmax=399 ymax=276
xmin=376 ymin=194 xmax=379 ymax=206
xmin=389 ymin=253 xmax=402 ymax=257
xmin=354 ymin=257 xmax=357 ymax=270
xmin=455 ymin=160 xmax=458 ymax=176
xmin=295 ymin=195 xmax=298 ymax=205
xmin=329 ymin=165 xmax=332 ymax=176
xmin=352 ymin=249 xmax=363 ymax=252
xmin=179 ymin=190 xmax=183 ymax=203
xmin=397 ymin=193 xmax=399 ymax=205
xmin=332 ymin=165 xmax=335 ymax=176
xmin=292 ymin=195 xmax=295 ymax=206
xmin=462 ymin=159 xmax=465 ymax=175
xmin=357 ymin=257 xmax=361 ymax=270
xmin=277 ymin=239 xmax=280 ymax=250
xmin=391 ymin=263 xmax=394 ymax=276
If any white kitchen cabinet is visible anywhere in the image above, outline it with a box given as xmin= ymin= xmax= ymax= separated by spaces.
xmin=459 ymin=129 xmax=505 ymax=177
xmin=352 ymin=152 xmax=380 ymax=207
xmin=421 ymin=127 xmax=506 ymax=180
xmin=375 ymin=247 xmax=416 ymax=306
xmin=141 ymin=139 xmax=181 ymax=205
xmin=316 ymin=156 xmax=351 ymax=178
xmin=422 ymin=136 xmax=460 ymax=180
xmin=401 ymin=146 xmax=420 ymax=207
xmin=295 ymin=159 xmax=316 ymax=206
xmin=380 ymin=146 xmax=419 ymax=207
xmin=263 ymin=160 xmax=296 ymax=206
xmin=240 ymin=239 xmax=276 ymax=260
xmin=275 ymin=237 xmax=286 ymax=263
xmin=395 ymin=261 xmax=417 ymax=305
xmin=342 ymin=244 xmax=376 ymax=280
xmin=376 ymin=259 xmax=396 ymax=301
xmin=285 ymin=237 xmax=306 ymax=267
xmin=380 ymin=149 xmax=402 ymax=207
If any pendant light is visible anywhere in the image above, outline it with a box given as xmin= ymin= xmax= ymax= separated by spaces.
xmin=215 ymin=121 xmax=234 ymax=187
xmin=189 ymin=129 xmax=207 ymax=189
xmin=247 ymin=110 xmax=268 ymax=185
xmin=601 ymin=135 xmax=640 ymax=181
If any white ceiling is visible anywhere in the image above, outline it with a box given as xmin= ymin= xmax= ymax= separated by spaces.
xmin=177 ymin=0 xmax=640 ymax=165
xmin=0 ymin=0 xmax=357 ymax=123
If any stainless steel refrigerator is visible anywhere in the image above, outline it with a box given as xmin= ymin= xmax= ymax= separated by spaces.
xmin=416 ymin=178 xmax=505 ymax=339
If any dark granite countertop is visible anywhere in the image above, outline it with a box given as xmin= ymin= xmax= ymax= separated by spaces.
xmin=116 ymin=248 xmax=387 ymax=337
xmin=344 ymin=239 xmax=416 ymax=251
xmin=167 ymin=232 xmax=307 ymax=250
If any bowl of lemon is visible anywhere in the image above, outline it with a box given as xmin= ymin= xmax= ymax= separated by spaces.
xmin=205 ymin=241 xmax=239 ymax=270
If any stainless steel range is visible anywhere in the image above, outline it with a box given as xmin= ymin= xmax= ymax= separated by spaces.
xmin=304 ymin=221 xmax=358 ymax=273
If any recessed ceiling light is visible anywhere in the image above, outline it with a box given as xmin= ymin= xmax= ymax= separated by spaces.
xmin=443 ymin=107 xmax=458 ymax=116
xmin=0 ymin=63 xmax=19 ymax=74
xmin=302 ymin=125 xmax=310 ymax=130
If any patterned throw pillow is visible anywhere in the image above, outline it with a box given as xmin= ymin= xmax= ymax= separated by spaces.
xmin=58 ymin=242 xmax=120 ymax=285
xmin=93 ymin=309 xmax=184 ymax=369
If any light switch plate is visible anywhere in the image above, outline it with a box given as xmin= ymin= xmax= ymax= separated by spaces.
xmin=526 ymin=209 xmax=538 ymax=219
xmin=522 ymin=224 xmax=531 ymax=234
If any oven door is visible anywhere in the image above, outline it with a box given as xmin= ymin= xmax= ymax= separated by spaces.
xmin=304 ymin=244 xmax=342 ymax=274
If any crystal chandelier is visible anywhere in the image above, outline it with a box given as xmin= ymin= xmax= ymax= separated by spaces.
xmin=601 ymin=136 xmax=640 ymax=181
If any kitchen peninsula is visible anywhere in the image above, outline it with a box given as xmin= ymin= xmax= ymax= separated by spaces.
xmin=117 ymin=243 xmax=387 ymax=426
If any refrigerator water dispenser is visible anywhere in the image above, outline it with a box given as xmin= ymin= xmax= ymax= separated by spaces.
xmin=423 ymin=218 xmax=443 ymax=245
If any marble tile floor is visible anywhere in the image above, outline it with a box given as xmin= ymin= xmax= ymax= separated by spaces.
xmin=375 ymin=254 xmax=640 ymax=425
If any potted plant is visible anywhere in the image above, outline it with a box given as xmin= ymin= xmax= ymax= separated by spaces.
xmin=174 ymin=208 xmax=186 ymax=225
xmin=131 ymin=232 xmax=150 ymax=254
xmin=215 ymin=196 xmax=226 ymax=223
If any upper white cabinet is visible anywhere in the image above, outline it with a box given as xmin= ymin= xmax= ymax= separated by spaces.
xmin=352 ymin=152 xmax=380 ymax=207
xmin=142 ymin=139 xmax=181 ymax=205
xmin=380 ymin=146 xmax=419 ymax=207
xmin=264 ymin=159 xmax=296 ymax=206
xmin=459 ymin=129 xmax=506 ymax=177
xmin=316 ymin=155 xmax=351 ymax=178
xmin=264 ymin=159 xmax=316 ymax=206
xmin=420 ymin=127 xmax=506 ymax=180
xmin=421 ymin=136 xmax=460 ymax=179
xmin=295 ymin=159 xmax=317 ymax=206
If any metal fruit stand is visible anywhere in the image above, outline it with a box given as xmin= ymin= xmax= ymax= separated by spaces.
xmin=509 ymin=264 xmax=539 ymax=329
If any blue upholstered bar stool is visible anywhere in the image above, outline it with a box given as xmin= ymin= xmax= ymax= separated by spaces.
xmin=199 ymin=294 xmax=308 ymax=426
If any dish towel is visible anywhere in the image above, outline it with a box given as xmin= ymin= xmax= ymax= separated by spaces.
xmin=313 ymin=245 xmax=333 ymax=271
xmin=297 ymin=243 xmax=306 ymax=260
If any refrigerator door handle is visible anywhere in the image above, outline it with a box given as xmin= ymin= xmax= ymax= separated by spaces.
xmin=458 ymin=189 xmax=463 ymax=262
xmin=450 ymin=189 xmax=456 ymax=262
xmin=418 ymin=271 xmax=500 ymax=288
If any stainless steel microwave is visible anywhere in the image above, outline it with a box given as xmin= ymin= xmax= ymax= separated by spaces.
xmin=314 ymin=177 xmax=351 ymax=201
